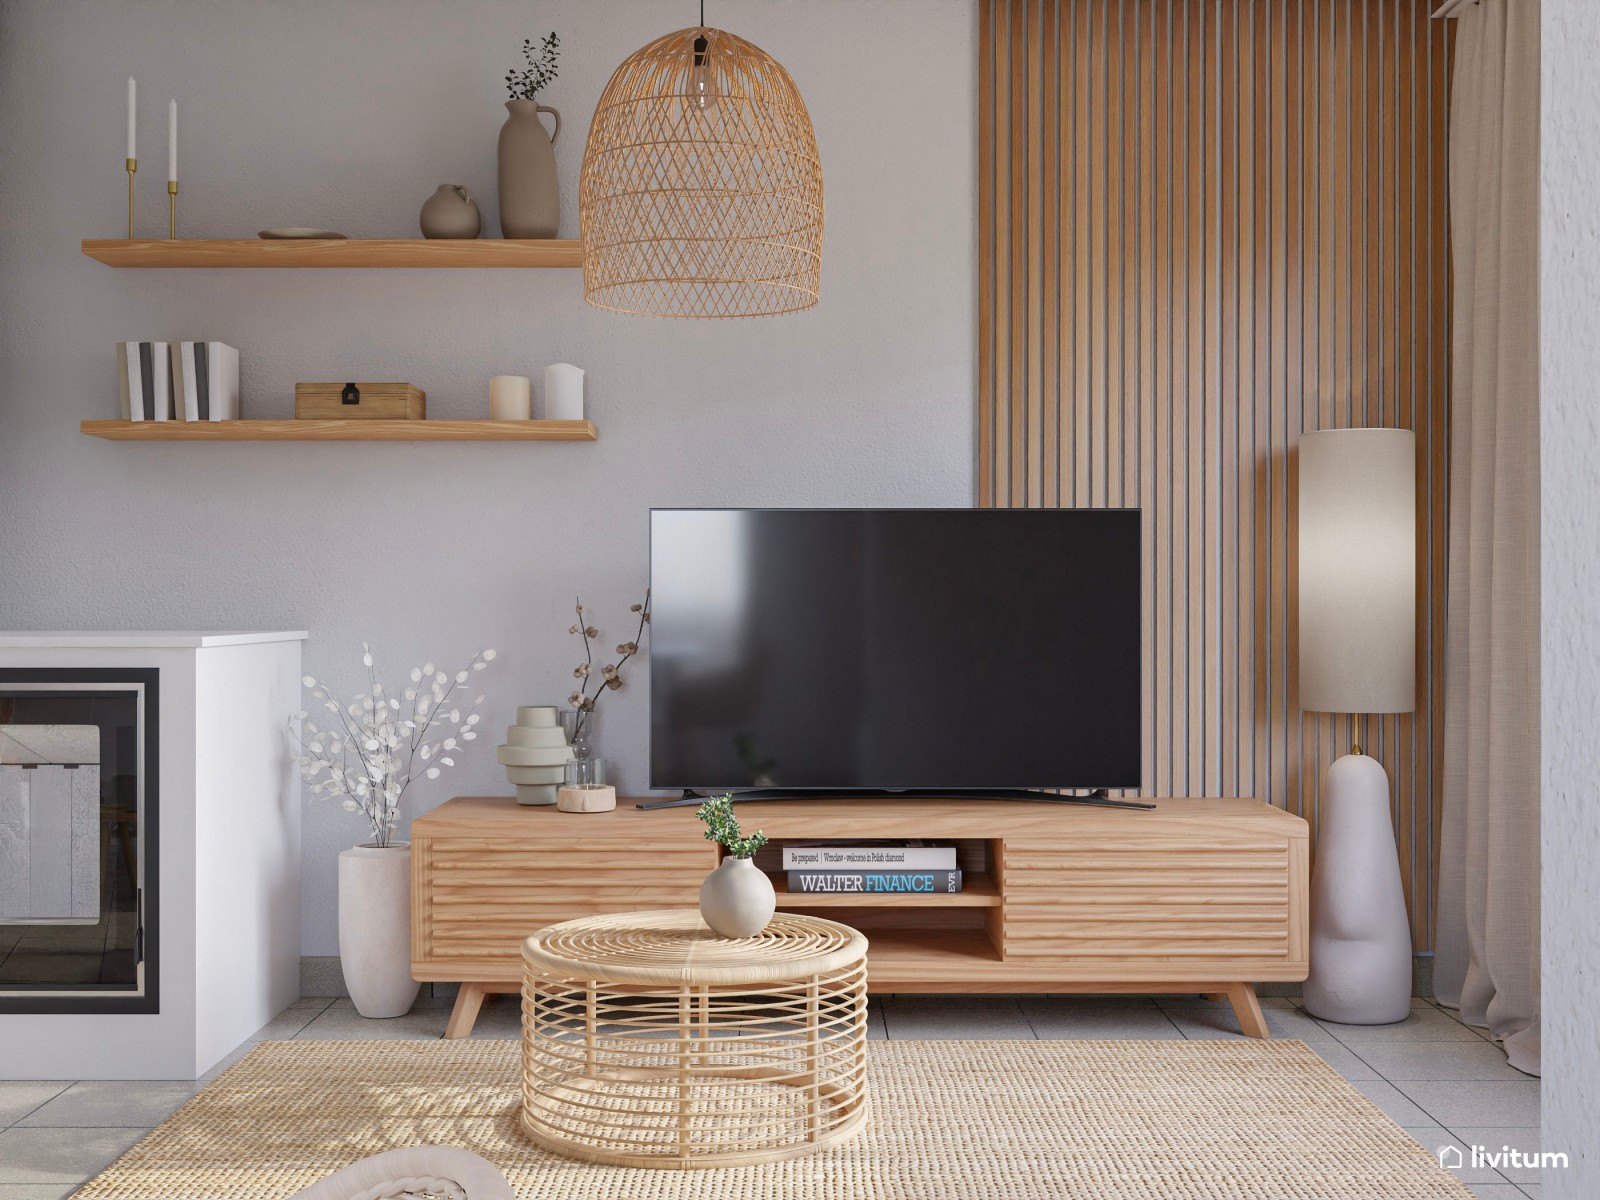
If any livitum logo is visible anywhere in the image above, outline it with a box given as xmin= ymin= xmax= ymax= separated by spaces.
xmin=1437 ymin=1143 xmax=1568 ymax=1171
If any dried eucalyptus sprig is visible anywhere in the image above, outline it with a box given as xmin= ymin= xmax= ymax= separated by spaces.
xmin=697 ymin=793 xmax=768 ymax=859
xmin=290 ymin=644 xmax=496 ymax=847
xmin=506 ymin=32 xmax=560 ymax=100
xmin=567 ymin=590 xmax=650 ymax=740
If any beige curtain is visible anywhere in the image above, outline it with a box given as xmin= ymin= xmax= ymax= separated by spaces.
xmin=1434 ymin=0 xmax=1541 ymax=1077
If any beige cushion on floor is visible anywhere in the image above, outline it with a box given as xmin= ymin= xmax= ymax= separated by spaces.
xmin=289 ymin=1146 xmax=513 ymax=1200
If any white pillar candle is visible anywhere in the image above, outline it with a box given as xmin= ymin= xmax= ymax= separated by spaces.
xmin=489 ymin=375 xmax=532 ymax=420
xmin=167 ymin=99 xmax=177 ymax=180
xmin=545 ymin=362 xmax=585 ymax=421
xmin=126 ymin=77 xmax=136 ymax=158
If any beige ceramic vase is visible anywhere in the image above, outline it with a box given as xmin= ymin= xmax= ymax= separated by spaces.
xmin=419 ymin=184 xmax=481 ymax=239
xmin=338 ymin=842 xmax=421 ymax=1018
xmin=498 ymin=99 xmax=561 ymax=238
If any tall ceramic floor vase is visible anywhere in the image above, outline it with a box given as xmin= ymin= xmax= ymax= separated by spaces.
xmin=498 ymin=100 xmax=561 ymax=239
xmin=339 ymin=842 xmax=420 ymax=1018
xmin=699 ymin=855 xmax=776 ymax=939
xmin=1302 ymin=754 xmax=1414 ymax=1024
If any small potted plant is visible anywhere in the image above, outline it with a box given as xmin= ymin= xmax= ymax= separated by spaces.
xmin=696 ymin=793 xmax=775 ymax=938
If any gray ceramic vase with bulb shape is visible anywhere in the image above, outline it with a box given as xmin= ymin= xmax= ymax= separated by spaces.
xmin=498 ymin=100 xmax=561 ymax=238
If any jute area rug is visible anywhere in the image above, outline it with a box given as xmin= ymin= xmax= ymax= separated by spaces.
xmin=77 ymin=1038 xmax=1470 ymax=1199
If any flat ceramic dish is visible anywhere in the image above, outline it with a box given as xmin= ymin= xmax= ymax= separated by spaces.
xmin=258 ymin=228 xmax=348 ymax=240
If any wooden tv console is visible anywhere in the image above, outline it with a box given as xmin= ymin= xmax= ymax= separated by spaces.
xmin=411 ymin=794 xmax=1308 ymax=1039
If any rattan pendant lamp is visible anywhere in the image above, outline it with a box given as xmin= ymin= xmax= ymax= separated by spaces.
xmin=578 ymin=4 xmax=823 ymax=318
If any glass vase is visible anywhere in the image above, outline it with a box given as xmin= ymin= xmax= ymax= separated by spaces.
xmin=559 ymin=707 xmax=596 ymax=760
xmin=564 ymin=757 xmax=607 ymax=789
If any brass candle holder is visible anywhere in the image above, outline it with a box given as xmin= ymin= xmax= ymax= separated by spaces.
xmin=126 ymin=157 xmax=136 ymax=238
xmin=167 ymin=180 xmax=178 ymax=239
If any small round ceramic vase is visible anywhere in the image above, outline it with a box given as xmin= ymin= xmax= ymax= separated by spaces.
xmin=338 ymin=842 xmax=421 ymax=1018
xmin=698 ymin=855 xmax=776 ymax=939
xmin=419 ymin=184 xmax=482 ymax=239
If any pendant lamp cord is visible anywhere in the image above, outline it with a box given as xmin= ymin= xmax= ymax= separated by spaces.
xmin=700 ymin=0 xmax=705 ymax=27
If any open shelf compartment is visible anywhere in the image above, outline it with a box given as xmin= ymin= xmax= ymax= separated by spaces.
xmin=750 ymin=836 xmax=1004 ymax=911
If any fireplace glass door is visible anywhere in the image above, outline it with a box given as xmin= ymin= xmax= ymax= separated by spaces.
xmin=0 ymin=669 xmax=157 ymax=1013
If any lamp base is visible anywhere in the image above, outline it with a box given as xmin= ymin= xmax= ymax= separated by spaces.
xmin=1302 ymin=752 xmax=1414 ymax=1025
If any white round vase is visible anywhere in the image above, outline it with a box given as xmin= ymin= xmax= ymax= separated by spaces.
xmin=339 ymin=842 xmax=421 ymax=1018
xmin=1302 ymin=754 xmax=1413 ymax=1024
xmin=698 ymin=856 xmax=776 ymax=939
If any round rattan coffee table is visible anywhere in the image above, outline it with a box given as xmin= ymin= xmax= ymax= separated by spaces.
xmin=520 ymin=909 xmax=869 ymax=1169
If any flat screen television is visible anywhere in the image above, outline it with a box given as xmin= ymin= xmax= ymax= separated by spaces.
xmin=648 ymin=508 xmax=1142 ymax=801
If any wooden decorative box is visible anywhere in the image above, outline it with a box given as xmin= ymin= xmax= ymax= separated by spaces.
xmin=295 ymin=382 xmax=426 ymax=420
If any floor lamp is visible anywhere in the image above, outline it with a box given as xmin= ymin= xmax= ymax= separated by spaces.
xmin=1297 ymin=428 xmax=1416 ymax=1025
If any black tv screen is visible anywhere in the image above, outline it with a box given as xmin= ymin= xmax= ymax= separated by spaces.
xmin=649 ymin=509 xmax=1142 ymax=792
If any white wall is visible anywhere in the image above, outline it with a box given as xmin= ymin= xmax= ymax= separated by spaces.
xmin=0 ymin=0 xmax=977 ymax=954
xmin=1540 ymin=0 xmax=1600 ymax=1193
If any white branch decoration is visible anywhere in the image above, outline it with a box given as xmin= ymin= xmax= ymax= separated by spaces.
xmin=289 ymin=644 xmax=497 ymax=847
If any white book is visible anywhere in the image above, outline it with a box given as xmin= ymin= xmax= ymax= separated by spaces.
xmin=115 ymin=341 xmax=170 ymax=420
xmin=179 ymin=341 xmax=240 ymax=421
xmin=780 ymin=842 xmax=958 ymax=871
xmin=148 ymin=342 xmax=172 ymax=420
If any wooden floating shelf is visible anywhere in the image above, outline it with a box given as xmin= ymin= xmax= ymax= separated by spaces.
xmin=80 ymin=419 xmax=597 ymax=442
xmin=81 ymin=238 xmax=584 ymax=269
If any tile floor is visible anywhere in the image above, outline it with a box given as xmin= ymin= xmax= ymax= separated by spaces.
xmin=0 ymin=993 xmax=1541 ymax=1199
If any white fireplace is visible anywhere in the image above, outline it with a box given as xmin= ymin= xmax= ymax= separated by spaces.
xmin=0 ymin=631 xmax=305 ymax=1079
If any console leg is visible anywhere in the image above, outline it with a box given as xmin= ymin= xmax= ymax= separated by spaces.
xmin=1226 ymin=982 xmax=1270 ymax=1040
xmin=444 ymin=982 xmax=488 ymax=1039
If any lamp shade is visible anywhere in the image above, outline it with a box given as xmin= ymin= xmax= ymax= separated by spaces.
xmin=1297 ymin=428 xmax=1417 ymax=714
xmin=579 ymin=26 xmax=823 ymax=319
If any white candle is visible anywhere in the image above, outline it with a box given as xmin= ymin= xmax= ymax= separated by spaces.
xmin=489 ymin=375 xmax=532 ymax=420
xmin=545 ymin=363 xmax=585 ymax=421
xmin=167 ymin=99 xmax=177 ymax=180
xmin=126 ymin=77 xmax=136 ymax=159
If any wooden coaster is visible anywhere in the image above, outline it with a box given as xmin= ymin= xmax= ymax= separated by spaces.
xmin=557 ymin=784 xmax=617 ymax=813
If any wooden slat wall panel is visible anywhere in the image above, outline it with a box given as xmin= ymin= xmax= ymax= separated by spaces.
xmin=978 ymin=0 xmax=1452 ymax=949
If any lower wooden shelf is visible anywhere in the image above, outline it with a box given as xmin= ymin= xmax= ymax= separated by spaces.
xmin=80 ymin=419 xmax=597 ymax=442
xmin=864 ymin=926 xmax=1005 ymax=973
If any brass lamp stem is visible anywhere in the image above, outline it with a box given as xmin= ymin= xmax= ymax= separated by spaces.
xmin=126 ymin=158 xmax=137 ymax=238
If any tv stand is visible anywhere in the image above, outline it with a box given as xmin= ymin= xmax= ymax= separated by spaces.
xmin=640 ymin=787 xmax=1156 ymax=811
xmin=411 ymin=794 xmax=1309 ymax=1041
